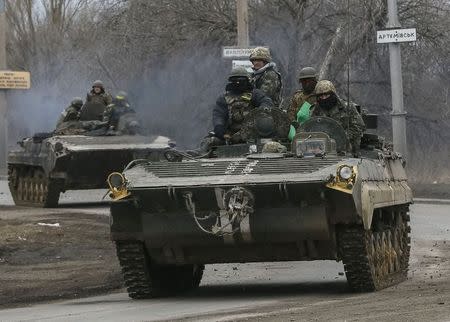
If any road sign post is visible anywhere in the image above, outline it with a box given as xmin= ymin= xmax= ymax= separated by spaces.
xmin=377 ymin=0 xmax=416 ymax=160
xmin=222 ymin=46 xmax=269 ymax=71
xmin=222 ymin=47 xmax=255 ymax=59
xmin=377 ymin=28 xmax=416 ymax=43
xmin=236 ymin=0 xmax=249 ymax=47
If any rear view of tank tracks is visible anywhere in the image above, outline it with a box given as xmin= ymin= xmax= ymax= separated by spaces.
xmin=8 ymin=164 xmax=61 ymax=207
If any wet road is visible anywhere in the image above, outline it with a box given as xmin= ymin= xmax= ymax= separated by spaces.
xmin=0 ymin=181 xmax=449 ymax=321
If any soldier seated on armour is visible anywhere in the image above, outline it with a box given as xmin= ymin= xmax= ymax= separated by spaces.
xmin=103 ymin=91 xmax=140 ymax=134
xmin=78 ymin=80 xmax=113 ymax=121
xmin=312 ymin=80 xmax=365 ymax=152
xmin=287 ymin=67 xmax=318 ymax=124
xmin=212 ymin=67 xmax=273 ymax=145
xmin=55 ymin=97 xmax=83 ymax=130
xmin=249 ymin=47 xmax=282 ymax=107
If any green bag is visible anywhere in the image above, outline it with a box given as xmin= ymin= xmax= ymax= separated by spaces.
xmin=288 ymin=124 xmax=296 ymax=141
xmin=288 ymin=101 xmax=312 ymax=141
xmin=297 ymin=101 xmax=312 ymax=124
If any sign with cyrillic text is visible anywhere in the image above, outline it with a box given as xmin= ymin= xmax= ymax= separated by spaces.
xmin=0 ymin=71 xmax=31 ymax=89
xmin=222 ymin=46 xmax=268 ymax=59
xmin=377 ymin=28 xmax=417 ymax=44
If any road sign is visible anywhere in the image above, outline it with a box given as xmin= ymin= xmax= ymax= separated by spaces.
xmin=232 ymin=60 xmax=253 ymax=73
xmin=0 ymin=71 xmax=31 ymax=89
xmin=377 ymin=28 xmax=416 ymax=44
xmin=222 ymin=46 xmax=268 ymax=59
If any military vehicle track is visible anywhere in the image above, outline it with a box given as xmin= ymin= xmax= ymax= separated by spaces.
xmin=8 ymin=165 xmax=61 ymax=208
xmin=339 ymin=210 xmax=411 ymax=291
xmin=115 ymin=241 xmax=204 ymax=299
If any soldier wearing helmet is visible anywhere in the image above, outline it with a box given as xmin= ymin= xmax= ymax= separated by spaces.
xmin=287 ymin=67 xmax=318 ymax=124
xmin=312 ymin=80 xmax=365 ymax=152
xmin=212 ymin=67 xmax=273 ymax=144
xmin=249 ymin=47 xmax=282 ymax=106
xmin=103 ymin=91 xmax=138 ymax=132
xmin=86 ymin=80 xmax=113 ymax=106
xmin=55 ymin=97 xmax=83 ymax=129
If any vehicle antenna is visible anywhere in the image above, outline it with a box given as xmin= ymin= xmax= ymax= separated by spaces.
xmin=346 ymin=0 xmax=351 ymax=136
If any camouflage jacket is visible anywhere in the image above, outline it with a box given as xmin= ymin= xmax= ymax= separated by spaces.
xmin=55 ymin=105 xmax=80 ymax=129
xmin=311 ymin=98 xmax=365 ymax=151
xmin=103 ymin=102 xmax=135 ymax=129
xmin=287 ymin=90 xmax=317 ymax=123
xmin=86 ymin=91 xmax=113 ymax=107
xmin=213 ymin=88 xmax=273 ymax=141
xmin=251 ymin=63 xmax=282 ymax=106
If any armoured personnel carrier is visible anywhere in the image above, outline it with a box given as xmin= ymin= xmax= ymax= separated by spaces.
xmin=108 ymin=108 xmax=412 ymax=298
xmin=8 ymin=120 xmax=170 ymax=207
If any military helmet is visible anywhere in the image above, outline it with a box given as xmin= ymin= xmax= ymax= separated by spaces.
xmin=92 ymin=80 xmax=104 ymax=89
xmin=249 ymin=47 xmax=272 ymax=63
xmin=71 ymin=97 xmax=83 ymax=108
xmin=298 ymin=67 xmax=317 ymax=80
xmin=262 ymin=141 xmax=287 ymax=153
xmin=314 ymin=80 xmax=336 ymax=95
xmin=228 ymin=67 xmax=250 ymax=80
xmin=115 ymin=90 xmax=128 ymax=101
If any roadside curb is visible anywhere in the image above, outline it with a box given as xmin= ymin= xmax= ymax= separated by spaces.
xmin=414 ymin=198 xmax=450 ymax=205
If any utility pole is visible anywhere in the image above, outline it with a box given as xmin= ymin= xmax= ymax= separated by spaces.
xmin=0 ymin=0 xmax=7 ymax=175
xmin=387 ymin=0 xmax=407 ymax=158
xmin=236 ymin=0 xmax=249 ymax=47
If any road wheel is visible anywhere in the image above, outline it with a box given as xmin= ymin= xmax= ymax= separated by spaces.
xmin=115 ymin=241 xmax=204 ymax=299
xmin=8 ymin=165 xmax=60 ymax=207
xmin=35 ymin=169 xmax=60 ymax=208
xmin=338 ymin=209 xmax=410 ymax=291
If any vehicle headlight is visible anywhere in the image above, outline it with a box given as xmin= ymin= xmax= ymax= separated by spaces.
xmin=107 ymin=172 xmax=130 ymax=200
xmin=338 ymin=165 xmax=354 ymax=181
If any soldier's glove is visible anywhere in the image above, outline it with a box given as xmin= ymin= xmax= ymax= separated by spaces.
xmin=213 ymin=125 xmax=225 ymax=139
xmin=290 ymin=121 xmax=300 ymax=130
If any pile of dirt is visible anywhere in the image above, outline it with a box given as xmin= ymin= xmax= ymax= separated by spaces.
xmin=0 ymin=208 xmax=123 ymax=307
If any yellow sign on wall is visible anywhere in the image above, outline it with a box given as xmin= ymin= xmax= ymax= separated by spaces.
xmin=0 ymin=71 xmax=31 ymax=89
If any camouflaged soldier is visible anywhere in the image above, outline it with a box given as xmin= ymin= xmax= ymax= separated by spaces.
xmin=103 ymin=91 xmax=137 ymax=131
xmin=287 ymin=67 xmax=318 ymax=123
xmin=86 ymin=80 xmax=113 ymax=107
xmin=213 ymin=67 xmax=273 ymax=144
xmin=55 ymin=97 xmax=83 ymax=129
xmin=312 ymin=80 xmax=365 ymax=152
xmin=249 ymin=47 xmax=282 ymax=106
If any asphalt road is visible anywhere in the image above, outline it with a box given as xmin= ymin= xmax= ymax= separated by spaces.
xmin=0 ymin=181 xmax=449 ymax=321
xmin=0 ymin=180 xmax=108 ymax=208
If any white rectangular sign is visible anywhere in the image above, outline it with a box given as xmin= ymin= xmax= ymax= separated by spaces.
xmin=232 ymin=60 xmax=253 ymax=73
xmin=222 ymin=46 xmax=268 ymax=59
xmin=0 ymin=71 xmax=31 ymax=89
xmin=377 ymin=28 xmax=417 ymax=43
xmin=223 ymin=47 xmax=254 ymax=58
